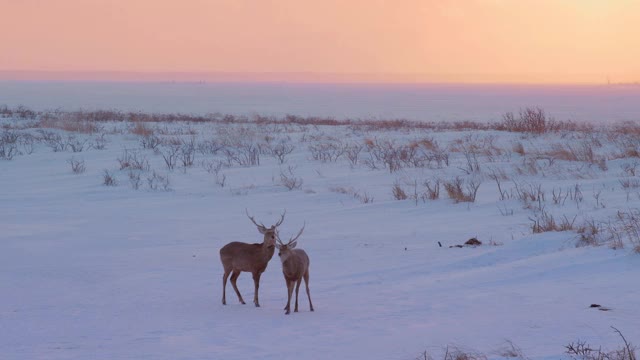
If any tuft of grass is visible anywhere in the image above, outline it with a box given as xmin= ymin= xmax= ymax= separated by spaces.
xmin=102 ymin=169 xmax=117 ymax=186
xmin=392 ymin=182 xmax=408 ymax=200
xmin=530 ymin=210 xmax=576 ymax=234
xmin=443 ymin=177 xmax=481 ymax=203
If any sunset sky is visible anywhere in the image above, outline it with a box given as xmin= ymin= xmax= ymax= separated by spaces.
xmin=1 ymin=0 xmax=639 ymax=84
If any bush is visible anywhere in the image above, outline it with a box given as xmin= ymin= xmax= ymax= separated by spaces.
xmin=67 ymin=157 xmax=86 ymax=174
xmin=103 ymin=170 xmax=117 ymax=186
xmin=147 ymin=171 xmax=171 ymax=191
xmin=279 ymin=166 xmax=303 ymax=190
xmin=566 ymin=327 xmax=636 ymax=360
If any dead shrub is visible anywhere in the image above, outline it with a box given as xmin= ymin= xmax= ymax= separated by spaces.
xmin=270 ymin=140 xmax=295 ymax=164
xmin=198 ymin=138 xmax=224 ymax=155
xmin=180 ymin=137 xmax=197 ymax=168
xmin=103 ymin=170 xmax=117 ymax=186
xmin=0 ymin=130 xmax=20 ymax=160
xmin=223 ymin=142 xmax=260 ymax=167
xmin=128 ymin=170 xmax=142 ymax=190
xmin=147 ymin=171 xmax=171 ymax=191
xmin=140 ymin=134 xmax=162 ymax=150
xmin=279 ymin=166 xmax=303 ymax=190
xmin=566 ymin=327 xmax=636 ymax=360
xmin=65 ymin=135 xmax=88 ymax=153
xmin=117 ymin=149 xmax=150 ymax=171
xmin=345 ymin=143 xmax=364 ymax=167
xmin=308 ymin=140 xmax=345 ymax=162
xmin=499 ymin=107 xmax=556 ymax=134
xmin=159 ymin=139 xmax=182 ymax=170
xmin=92 ymin=133 xmax=108 ymax=150
xmin=67 ymin=157 xmax=86 ymax=174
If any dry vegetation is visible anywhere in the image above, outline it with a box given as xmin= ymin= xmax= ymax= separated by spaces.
xmin=2 ymin=105 xmax=640 ymax=250
xmin=417 ymin=328 xmax=635 ymax=360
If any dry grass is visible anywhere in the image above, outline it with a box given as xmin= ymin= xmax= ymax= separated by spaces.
xmin=529 ymin=210 xmax=576 ymax=233
xmin=392 ymin=182 xmax=408 ymax=200
xmin=0 ymin=105 xmax=603 ymax=134
xmin=576 ymin=219 xmax=601 ymax=247
xmin=513 ymin=142 xmax=526 ymax=156
xmin=130 ymin=122 xmax=155 ymax=136
xmin=443 ymin=177 xmax=481 ymax=203
xmin=38 ymin=115 xmax=104 ymax=134
xmin=329 ymin=186 xmax=374 ymax=204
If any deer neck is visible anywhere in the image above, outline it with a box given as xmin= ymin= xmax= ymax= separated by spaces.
xmin=260 ymin=242 xmax=275 ymax=261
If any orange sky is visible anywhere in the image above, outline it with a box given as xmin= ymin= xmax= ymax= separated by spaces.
xmin=1 ymin=0 xmax=639 ymax=83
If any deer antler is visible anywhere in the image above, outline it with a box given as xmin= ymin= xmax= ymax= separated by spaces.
xmin=278 ymin=222 xmax=305 ymax=246
xmin=245 ymin=209 xmax=266 ymax=229
xmin=274 ymin=210 xmax=286 ymax=228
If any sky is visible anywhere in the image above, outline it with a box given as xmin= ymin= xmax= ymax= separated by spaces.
xmin=1 ymin=0 xmax=639 ymax=84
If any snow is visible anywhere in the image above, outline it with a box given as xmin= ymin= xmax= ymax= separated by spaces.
xmin=1 ymin=106 xmax=639 ymax=360
xmin=1 ymin=81 xmax=640 ymax=123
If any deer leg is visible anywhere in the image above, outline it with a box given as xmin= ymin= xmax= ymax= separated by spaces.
xmin=294 ymin=278 xmax=302 ymax=312
xmin=230 ymin=270 xmax=246 ymax=304
xmin=283 ymin=278 xmax=289 ymax=310
xmin=285 ymin=280 xmax=294 ymax=315
xmin=222 ymin=269 xmax=231 ymax=305
xmin=252 ymin=271 xmax=261 ymax=307
xmin=304 ymin=270 xmax=314 ymax=312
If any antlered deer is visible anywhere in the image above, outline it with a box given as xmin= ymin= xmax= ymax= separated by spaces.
xmin=220 ymin=210 xmax=285 ymax=307
xmin=276 ymin=224 xmax=314 ymax=314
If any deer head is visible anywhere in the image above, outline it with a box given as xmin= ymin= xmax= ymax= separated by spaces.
xmin=276 ymin=222 xmax=305 ymax=261
xmin=246 ymin=209 xmax=286 ymax=249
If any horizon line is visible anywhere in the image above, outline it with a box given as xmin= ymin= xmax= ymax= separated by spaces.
xmin=1 ymin=70 xmax=631 ymax=86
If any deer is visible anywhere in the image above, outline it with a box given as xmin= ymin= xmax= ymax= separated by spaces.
xmin=275 ymin=223 xmax=314 ymax=315
xmin=219 ymin=210 xmax=285 ymax=307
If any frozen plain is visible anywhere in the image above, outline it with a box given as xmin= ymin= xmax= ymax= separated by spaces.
xmin=1 ymin=102 xmax=639 ymax=360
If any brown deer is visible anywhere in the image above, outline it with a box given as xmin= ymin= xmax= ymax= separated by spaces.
xmin=276 ymin=223 xmax=314 ymax=314
xmin=220 ymin=210 xmax=285 ymax=307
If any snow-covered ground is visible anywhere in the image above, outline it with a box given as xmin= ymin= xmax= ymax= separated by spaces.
xmin=2 ymin=81 xmax=640 ymax=123
xmin=1 ymin=111 xmax=639 ymax=360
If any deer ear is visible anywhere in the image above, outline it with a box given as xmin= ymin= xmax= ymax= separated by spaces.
xmin=257 ymin=226 xmax=268 ymax=234
xmin=275 ymin=243 xmax=282 ymax=250
xmin=289 ymin=241 xmax=298 ymax=249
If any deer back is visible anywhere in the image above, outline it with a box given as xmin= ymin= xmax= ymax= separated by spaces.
xmin=281 ymin=249 xmax=309 ymax=280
